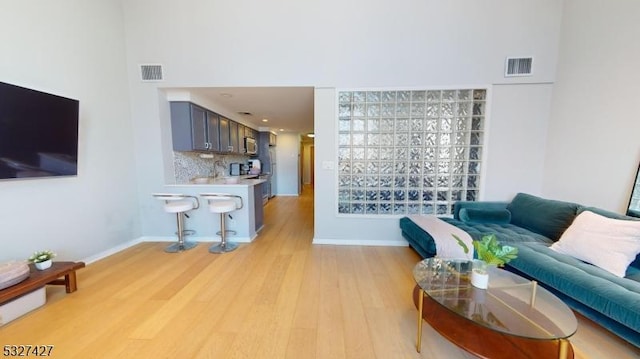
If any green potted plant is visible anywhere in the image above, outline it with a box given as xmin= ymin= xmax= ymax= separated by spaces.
xmin=28 ymin=250 xmax=56 ymax=270
xmin=452 ymin=234 xmax=518 ymax=289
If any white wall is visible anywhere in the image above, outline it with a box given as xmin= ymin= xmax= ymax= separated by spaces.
xmin=274 ymin=133 xmax=300 ymax=196
xmin=120 ymin=0 xmax=565 ymax=245
xmin=543 ymin=0 xmax=640 ymax=212
xmin=0 ymin=0 xmax=139 ymax=262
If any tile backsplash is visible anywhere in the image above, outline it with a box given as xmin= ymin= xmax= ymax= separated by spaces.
xmin=173 ymin=152 xmax=250 ymax=184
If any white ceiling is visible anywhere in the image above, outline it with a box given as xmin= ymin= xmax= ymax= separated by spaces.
xmin=184 ymin=87 xmax=315 ymax=135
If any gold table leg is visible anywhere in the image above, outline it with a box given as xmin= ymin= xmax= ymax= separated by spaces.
xmin=559 ymin=339 xmax=568 ymax=358
xmin=417 ymin=288 xmax=424 ymax=352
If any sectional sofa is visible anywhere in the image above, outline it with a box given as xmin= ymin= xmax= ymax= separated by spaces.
xmin=399 ymin=193 xmax=640 ymax=348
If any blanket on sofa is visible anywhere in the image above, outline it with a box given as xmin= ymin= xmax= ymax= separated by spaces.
xmin=406 ymin=215 xmax=474 ymax=260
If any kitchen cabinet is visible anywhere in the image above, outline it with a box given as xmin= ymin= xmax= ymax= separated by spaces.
xmin=219 ymin=116 xmax=231 ymax=152
xmin=238 ymin=124 xmax=247 ymax=154
xmin=230 ymin=121 xmax=239 ymax=153
xmin=170 ymin=102 xmax=220 ymax=152
xmin=253 ymin=183 xmax=264 ymax=231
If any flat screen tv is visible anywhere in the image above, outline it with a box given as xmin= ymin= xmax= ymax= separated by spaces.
xmin=0 ymin=81 xmax=79 ymax=179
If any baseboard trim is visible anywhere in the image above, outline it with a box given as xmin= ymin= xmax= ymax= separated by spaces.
xmin=81 ymin=238 xmax=143 ymax=265
xmin=312 ymin=238 xmax=408 ymax=247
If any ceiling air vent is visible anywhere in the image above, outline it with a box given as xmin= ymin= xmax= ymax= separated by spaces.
xmin=140 ymin=64 xmax=164 ymax=81
xmin=505 ymin=57 xmax=533 ymax=77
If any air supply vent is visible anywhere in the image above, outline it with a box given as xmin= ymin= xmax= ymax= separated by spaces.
xmin=140 ymin=64 xmax=164 ymax=81
xmin=505 ymin=57 xmax=533 ymax=77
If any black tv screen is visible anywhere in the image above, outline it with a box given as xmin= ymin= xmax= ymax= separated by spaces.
xmin=0 ymin=81 xmax=79 ymax=179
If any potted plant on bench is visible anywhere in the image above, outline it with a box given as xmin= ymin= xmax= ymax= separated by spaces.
xmin=28 ymin=250 xmax=56 ymax=271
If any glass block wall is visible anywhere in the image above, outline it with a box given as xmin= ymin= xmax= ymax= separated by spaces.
xmin=337 ymin=89 xmax=486 ymax=216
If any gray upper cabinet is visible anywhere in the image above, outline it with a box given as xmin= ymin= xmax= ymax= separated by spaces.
xmin=238 ymin=123 xmax=247 ymax=154
xmin=229 ymin=120 xmax=239 ymax=153
xmin=170 ymin=102 xmax=219 ymax=151
xmin=219 ymin=116 xmax=231 ymax=152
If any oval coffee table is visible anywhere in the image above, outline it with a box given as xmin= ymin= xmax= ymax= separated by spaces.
xmin=413 ymin=258 xmax=577 ymax=358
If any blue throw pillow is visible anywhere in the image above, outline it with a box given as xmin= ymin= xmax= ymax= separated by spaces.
xmin=459 ymin=208 xmax=511 ymax=224
xmin=507 ymin=193 xmax=579 ymax=241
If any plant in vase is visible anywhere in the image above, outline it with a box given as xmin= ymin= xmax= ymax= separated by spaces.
xmin=452 ymin=234 xmax=518 ymax=289
xmin=28 ymin=250 xmax=56 ymax=270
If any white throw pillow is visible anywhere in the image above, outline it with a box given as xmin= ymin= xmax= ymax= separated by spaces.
xmin=550 ymin=211 xmax=640 ymax=277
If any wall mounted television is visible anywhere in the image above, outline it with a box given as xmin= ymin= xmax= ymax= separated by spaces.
xmin=0 ymin=81 xmax=79 ymax=180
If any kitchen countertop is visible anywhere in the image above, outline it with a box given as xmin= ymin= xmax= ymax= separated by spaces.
xmin=169 ymin=175 xmax=266 ymax=187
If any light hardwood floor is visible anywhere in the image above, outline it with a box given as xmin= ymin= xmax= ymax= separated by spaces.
xmin=2 ymin=186 xmax=639 ymax=358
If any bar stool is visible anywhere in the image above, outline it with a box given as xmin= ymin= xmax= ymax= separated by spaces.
xmin=152 ymin=193 xmax=200 ymax=253
xmin=200 ymin=193 xmax=243 ymax=253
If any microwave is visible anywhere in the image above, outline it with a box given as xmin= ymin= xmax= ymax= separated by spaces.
xmin=245 ymin=137 xmax=257 ymax=155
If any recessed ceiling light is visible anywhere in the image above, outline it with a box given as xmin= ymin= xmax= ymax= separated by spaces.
xmin=307 ymin=133 xmax=315 ymax=138
xmin=238 ymin=111 xmax=252 ymax=116
xmin=279 ymin=128 xmax=284 ymax=132
xmin=220 ymin=93 xmax=233 ymax=98
xmin=262 ymin=119 xmax=269 ymax=122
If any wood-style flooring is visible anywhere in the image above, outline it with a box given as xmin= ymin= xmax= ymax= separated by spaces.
xmin=1 ymin=186 xmax=639 ymax=358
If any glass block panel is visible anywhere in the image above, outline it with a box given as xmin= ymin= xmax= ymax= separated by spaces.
xmin=395 ymin=119 xmax=409 ymax=132
xmin=393 ymin=203 xmax=406 ymax=215
xmin=380 ymin=176 xmax=393 ymax=188
xmin=339 ymin=133 xmax=350 ymax=146
xmin=337 ymin=87 xmax=485 ymax=216
xmin=367 ymin=103 xmax=381 ymax=117
xmin=368 ymin=119 xmax=380 ymax=132
xmin=339 ymin=175 xmax=350 ymax=187
xmin=410 ymin=148 xmax=422 ymax=160
xmin=366 ymin=162 xmax=379 ymax=174
xmin=394 ymin=190 xmax=406 ymax=201
xmin=396 ymin=103 xmax=410 ymax=117
xmin=380 ymin=118 xmax=395 ymax=131
xmin=339 ymin=92 xmax=352 ymax=103
xmin=408 ymin=204 xmax=420 ymax=215
xmin=409 ymin=176 xmax=421 ymax=188
xmin=367 ymin=147 xmax=380 ymax=160
xmin=367 ymin=133 xmax=380 ymax=146
xmin=422 ymin=203 xmax=434 ymax=215
xmin=395 ymin=134 xmax=409 ymax=147
xmin=380 ymin=147 xmax=394 ymax=160
xmin=352 ymin=162 xmax=365 ymax=174
xmin=381 ymin=91 xmax=396 ymax=102
xmin=352 ymin=203 xmax=365 ymax=214
xmin=426 ymin=90 xmax=441 ymax=102
xmin=412 ymin=90 xmax=426 ymax=102
xmin=425 ymin=119 xmax=438 ymax=132
xmin=468 ymin=161 xmax=481 ymax=174
xmin=339 ymin=104 xmax=351 ymax=117
xmin=352 ymin=134 xmax=365 ymax=146
xmin=338 ymin=202 xmax=350 ymax=213
xmin=422 ymin=190 xmax=434 ymax=201
xmin=366 ymin=91 xmax=381 ymax=102
xmin=352 ymin=147 xmax=365 ymax=160
xmin=382 ymin=103 xmax=395 ymax=117
xmin=397 ymin=91 xmax=410 ymax=102
xmin=456 ymin=102 xmax=471 ymax=116
xmin=473 ymin=89 xmax=486 ymax=100
xmin=353 ymin=91 xmax=366 ymax=102
xmin=338 ymin=147 xmax=351 ymax=160
xmin=426 ymin=103 xmax=440 ymax=118
xmin=472 ymin=102 xmax=485 ymax=116
xmin=339 ymin=161 xmax=351 ymax=174
xmin=442 ymin=90 xmax=456 ymax=102
xmin=423 ymin=176 xmax=435 ymax=188
xmin=441 ymin=103 xmax=454 ymax=117
xmin=366 ymin=176 xmax=379 ymax=188
xmin=457 ymin=90 xmax=471 ymax=100
xmin=353 ymin=175 xmax=365 ymax=187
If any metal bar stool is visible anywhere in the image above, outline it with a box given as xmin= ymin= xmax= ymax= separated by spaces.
xmin=152 ymin=193 xmax=200 ymax=253
xmin=200 ymin=193 xmax=243 ymax=253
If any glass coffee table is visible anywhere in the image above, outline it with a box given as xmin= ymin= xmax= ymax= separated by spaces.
xmin=413 ymin=258 xmax=578 ymax=358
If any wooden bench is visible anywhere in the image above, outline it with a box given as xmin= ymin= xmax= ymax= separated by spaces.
xmin=0 ymin=261 xmax=85 ymax=305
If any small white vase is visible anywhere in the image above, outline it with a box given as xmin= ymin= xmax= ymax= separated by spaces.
xmin=471 ymin=269 xmax=489 ymax=289
xmin=34 ymin=259 xmax=52 ymax=270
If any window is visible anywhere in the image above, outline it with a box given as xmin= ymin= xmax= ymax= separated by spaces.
xmin=337 ymin=89 xmax=486 ymax=216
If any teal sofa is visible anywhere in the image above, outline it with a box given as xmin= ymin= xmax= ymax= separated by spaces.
xmin=399 ymin=193 xmax=640 ymax=347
